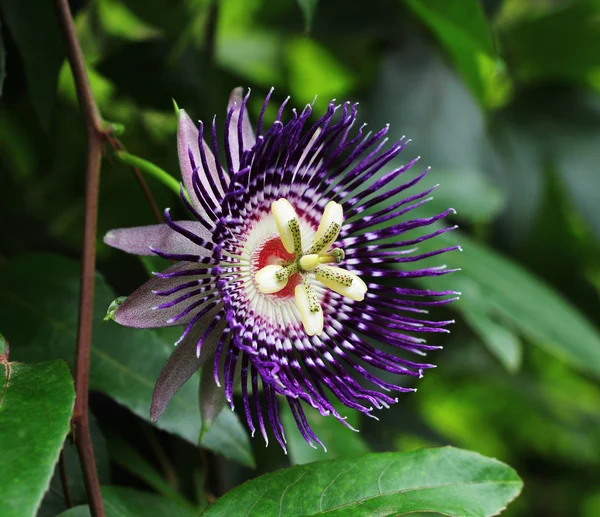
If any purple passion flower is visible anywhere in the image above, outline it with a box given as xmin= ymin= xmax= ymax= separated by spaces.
xmin=104 ymin=88 xmax=459 ymax=451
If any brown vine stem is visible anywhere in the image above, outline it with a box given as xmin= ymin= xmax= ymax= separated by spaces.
xmin=58 ymin=449 xmax=73 ymax=508
xmin=54 ymin=0 xmax=106 ymax=515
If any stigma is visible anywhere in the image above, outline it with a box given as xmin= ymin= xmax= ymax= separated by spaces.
xmin=254 ymin=198 xmax=367 ymax=336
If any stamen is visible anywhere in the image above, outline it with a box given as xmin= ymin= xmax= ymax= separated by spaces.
xmin=254 ymin=197 xmax=368 ymax=335
xmin=313 ymin=201 xmax=343 ymax=242
xmin=272 ymin=198 xmax=301 ymax=254
xmin=275 ymin=262 xmax=298 ymax=282
xmin=295 ymin=279 xmax=324 ymax=336
xmin=307 ymin=222 xmax=341 ymax=254
xmin=255 ymin=265 xmax=287 ymax=294
xmin=315 ymin=266 xmax=367 ymax=301
xmin=288 ymin=219 xmax=303 ymax=257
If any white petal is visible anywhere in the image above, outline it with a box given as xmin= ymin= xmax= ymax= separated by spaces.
xmin=295 ymin=283 xmax=324 ymax=336
xmin=315 ymin=266 xmax=367 ymax=301
xmin=255 ymin=265 xmax=288 ymax=294
xmin=272 ymin=198 xmax=299 ymax=254
xmin=313 ymin=201 xmax=343 ymax=244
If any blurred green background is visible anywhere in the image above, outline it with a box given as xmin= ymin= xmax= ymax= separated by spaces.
xmin=1 ymin=0 xmax=600 ymax=516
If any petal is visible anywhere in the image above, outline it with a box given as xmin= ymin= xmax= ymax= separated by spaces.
xmin=104 ymin=222 xmax=214 ymax=256
xmin=315 ymin=265 xmax=367 ymax=301
xmin=178 ymin=109 xmax=224 ymax=210
xmin=114 ymin=262 xmax=218 ymax=328
xmin=272 ymin=198 xmax=300 ymax=254
xmin=151 ymin=306 xmax=226 ymax=422
xmin=227 ymin=87 xmax=256 ymax=172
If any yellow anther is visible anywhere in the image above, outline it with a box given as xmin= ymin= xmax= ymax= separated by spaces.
xmin=255 ymin=265 xmax=288 ymax=294
xmin=315 ymin=266 xmax=367 ymax=301
xmin=272 ymin=198 xmax=300 ymax=254
xmin=255 ymin=197 xmax=367 ymax=336
xmin=314 ymin=201 xmax=343 ymax=243
xmin=295 ymin=281 xmax=324 ymax=336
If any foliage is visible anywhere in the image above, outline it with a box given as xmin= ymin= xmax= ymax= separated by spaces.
xmin=1 ymin=0 xmax=599 ymax=515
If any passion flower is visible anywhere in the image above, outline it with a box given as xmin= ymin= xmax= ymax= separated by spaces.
xmin=104 ymin=88 xmax=460 ymax=450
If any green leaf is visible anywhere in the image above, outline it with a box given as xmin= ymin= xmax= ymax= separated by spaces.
xmin=416 ymin=230 xmax=600 ymax=379
xmin=281 ymin=400 xmax=370 ymax=465
xmin=105 ymin=429 xmax=194 ymax=510
xmin=370 ymin=40 xmax=487 ymax=183
xmin=461 ymin=298 xmax=522 ymax=373
xmin=405 ymin=0 xmax=509 ymax=107
xmin=0 ymin=253 xmax=254 ymax=468
xmin=0 ymin=20 xmax=6 ymax=96
xmin=56 ymin=486 xmax=197 ymax=517
xmin=296 ymin=0 xmax=318 ymax=32
xmin=198 ymin=360 xmax=227 ymax=439
xmin=201 ymin=447 xmax=522 ymax=517
xmin=285 ymin=37 xmax=355 ymax=112
xmin=501 ymin=0 xmax=600 ymax=89
xmin=0 ymin=0 xmax=65 ymax=128
xmin=425 ymin=168 xmax=505 ymax=224
xmin=38 ymin=413 xmax=110 ymax=517
xmin=0 ymin=359 xmax=75 ymax=517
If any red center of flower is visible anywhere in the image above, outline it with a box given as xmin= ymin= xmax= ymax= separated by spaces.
xmin=256 ymin=236 xmax=301 ymax=299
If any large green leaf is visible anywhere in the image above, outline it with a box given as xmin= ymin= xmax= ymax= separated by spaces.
xmin=0 ymin=253 xmax=254 ymax=467
xmin=39 ymin=413 xmax=110 ymax=517
xmin=416 ymin=230 xmax=600 ymax=378
xmin=0 ymin=0 xmax=65 ymax=128
xmin=201 ymin=447 xmax=522 ymax=516
xmin=0 ymin=359 xmax=75 ymax=517
xmin=405 ymin=0 xmax=508 ymax=107
xmin=56 ymin=486 xmax=196 ymax=517
xmin=501 ymin=0 xmax=600 ymax=89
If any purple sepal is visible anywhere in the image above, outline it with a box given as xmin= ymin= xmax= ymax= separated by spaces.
xmin=103 ymin=221 xmax=214 ymax=257
xmin=114 ymin=262 xmax=217 ymax=328
xmin=151 ymin=306 xmax=226 ymax=423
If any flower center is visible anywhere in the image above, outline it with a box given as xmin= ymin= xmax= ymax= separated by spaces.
xmin=255 ymin=237 xmax=300 ymax=299
xmin=254 ymin=198 xmax=368 ymax=337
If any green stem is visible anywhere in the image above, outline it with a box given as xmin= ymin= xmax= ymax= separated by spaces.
xmin=115 ymin=151 xmax=186 ymax=200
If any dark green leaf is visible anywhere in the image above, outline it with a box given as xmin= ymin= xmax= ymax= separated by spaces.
xmin=425 ymin=167 xmax=504 ymax=224
xmin=201 ymin=447 xmax=522 ymax=517
xmin=56 ymin=486 xmax=197 ymax=517
xmin=405 ymin=0 xmax=508 ymax=106
xmin=416 ymin=230 xmax=600 ymax=379
xmin=461 ymin=299 xmax=522 ymax=373
xmin=38 ymin=412 xmax=110 ymax=517
xmin=0 ymin=253 xmax=254 ymax=467
xmin=370 ymin=40 xmax=486 ymax=177
xmin=296 ymin=0 xmax=318 ymax=31
xmin=105 ymin=429 xmax=194 ymax=510
xmin=198 ymin=360 xmax=227 ymax=439
xmin=502 ymin=0 xmax=600 ymax=88
xmin=281 ymin=400 xmax=370 ymax=465
xmin=0 ymin=20 xmax=6 ymax=96
xmin=0 ymin=0 xmax=65 ymax=128
xmin=0 ymin=359 xmax=75 ymax=517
